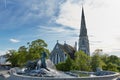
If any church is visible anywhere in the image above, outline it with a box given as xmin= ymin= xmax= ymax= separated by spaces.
xmin=50 ymin=7 xmax=90 ymax=64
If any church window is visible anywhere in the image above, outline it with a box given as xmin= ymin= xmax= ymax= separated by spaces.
xmin=65 ymin=54 xmax=67 ymax=60
xmin=57 ymin=53 xmax=59 ymax=64
xmin=54 ymin=56 xmax=55 ymax=64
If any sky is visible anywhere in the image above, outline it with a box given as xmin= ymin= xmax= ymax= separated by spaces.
xmin=0 ymin=0 xmax=120 ymax=56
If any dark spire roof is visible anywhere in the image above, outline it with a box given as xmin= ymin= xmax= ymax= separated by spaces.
xmin=80 ymin=6 xmax=87 ymax=37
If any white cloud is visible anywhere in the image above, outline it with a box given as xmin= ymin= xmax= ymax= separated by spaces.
xmin=10 ymin=38 xmax=20 ymax=43
xmin=39 ymin=26 xmax=66 ymax=33
xmin=25 ymin=0 xmax=63 ymax=18
xmin=56 ymin=0 xmax=81 ymax=29
xmin=37 ymin=26 xmax=79 ymax=38
xmin=0 ymin=50 xmax=6 ymax=55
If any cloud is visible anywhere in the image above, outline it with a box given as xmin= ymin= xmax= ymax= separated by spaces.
xmin=90 ymin=41 xmax=102 ymax=43
xmin=55 ymin=0 xmax=106 ymax=30
xmin=10 ymin=38 xmax=20 ymax=43
xmin=36 ymin=25 xmax=79 ymax=45
xmin=38 ymin=26 xmax=66 ymax=33
xmin=116 ymin=36 xmax=120 ymax=41
xmin=23 ymin=0 xmax=65 ymax=18
xmin=56 ymin=0 xmax=81 ymax=29
xmin=0 ymin=50 xmax=6 ymax=55
xmin=0 ymin=0 xmax=65 ymax=30
xmin=108 ymin=51 xmax=120 ymax=57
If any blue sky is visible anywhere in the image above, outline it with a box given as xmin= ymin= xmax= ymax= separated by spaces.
xmin=0 ymin=0 xmax=120 ymax=56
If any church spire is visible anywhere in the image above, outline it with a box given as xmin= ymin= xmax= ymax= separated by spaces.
xmin=78 ymin=6 xmax=90 ymax=56
xmin=80 ymin=6 xmax=87 ymax=37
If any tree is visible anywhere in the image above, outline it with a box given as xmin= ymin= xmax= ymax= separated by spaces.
xmin=27 ymin=39 xmax=49 ymax=61
xmin=6 ymin=39 xmax=49 ymax=67
xmin=56 ymin=62 xmax=66 ymax=71
xmin=74 ymin=51 xmax=91 ymax=71
xmin=93 ymin=49 xmax=103 ymax=55
xmin=107 ymin=55 xmax=120 ymax=65
xmin=106 ymin=62 xmax=118 ymax=72
xmin=100 ymin=54 xmax=109 ymax=70
xmin=17 ymin=46 xmax=28 ymax=67
xmin=101 ymin=54 xmax=109 ymax=64
xmin=6 ymin=50 xmax=19 ymax=67
xmin=91 ymin=54 xmax=104 ymax=71
xmin=64 ymin=55 xmax=73 ymax=71
xmin=56 ymin=55 xmax=73 ymax=71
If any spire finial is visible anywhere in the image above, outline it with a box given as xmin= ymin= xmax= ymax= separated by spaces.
xmin=81 ymin=0 xmax=85 ymax=6
xmin=57 ymin=40 xmax=59 ymax=43
xmin=64 ymin=41 xmax=66 ymax=44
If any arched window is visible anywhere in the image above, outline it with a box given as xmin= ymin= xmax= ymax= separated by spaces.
xmin=57 ymin=53 xmax=58 ymax=64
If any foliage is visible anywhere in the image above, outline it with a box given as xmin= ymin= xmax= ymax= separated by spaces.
xmin=56 ymin=49 xmax=120 ymax=72
xmin=107 ymin=55 xmax=120 ymax=66
xmin=56 ymin=51 xmax=91 ymax=71
xmin=91 ymin=51 xmax=120 ymax=72
xmin=27 ymin=39 xmax=49 ymax=61
xmin=56 ymin=62 xmax=66 ymax=71
xmin=91 ymin=54 xmax=105 ymax=71
xmin=106 ymin=62 xmax=118 ymax=72
xmin=56 ymin=55 xmax=73 ymax=71
xmin=74 ymin=51 xmax=91 ymax=71
xmin=6 ymin=50 xmax=20 ymax=67
xmin=18 ymin=46 xmax=28 ymax=67
xmin=6 ymin=39 xmax=49 ymax=67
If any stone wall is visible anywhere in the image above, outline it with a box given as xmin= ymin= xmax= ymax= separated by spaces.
xmin=7 ymin=73 xmax=120 ymax=80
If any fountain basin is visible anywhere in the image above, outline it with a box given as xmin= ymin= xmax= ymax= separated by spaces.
xmin=8 ymin=72 xmax=119 ymax=80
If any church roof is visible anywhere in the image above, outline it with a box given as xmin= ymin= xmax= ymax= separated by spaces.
xmin=51 ymin=42 xmax=75 ymax=59
xmin=63 ymin=43 xmax=75 ymax=59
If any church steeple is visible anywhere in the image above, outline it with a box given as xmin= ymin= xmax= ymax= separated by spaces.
xmin=80 ymin=7 xmax=87 ymax=37
xmin=78 ymin=6 xmax=90 ymax=56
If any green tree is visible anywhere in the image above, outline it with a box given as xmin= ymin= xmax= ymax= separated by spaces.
xmin=107 ymin=55 xmax=120 ymax=65
xmin=64 ymin=55 xmax=73 ymax=71
xmin=74 ymin=51 xmax=91 ymax=71
xmin=101 ymin=54 xmax=109 ymax=64
xmin=56 ymin=62 xmax=66 ymax=71
xmin=17 ymin=46 xmax=28 ymax=67
xmin=6 ymin=39 xmax=49 ymax=67
xmin=27 ymin=39 xmax=49 ymax=61
xmin=6 ymin=50 xmax=19 ymax=67
xmin=91 ymin=54 xmax=104 ymax=71
xmin=106 ymin=62 xmax=118 ymax=72
xmin=100 ymin=54 xmax=109 ymax=70
xmin=56 ymin=55 xmax=73 ymax=71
